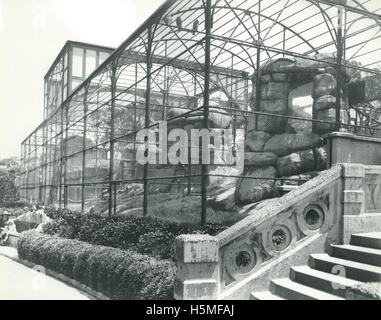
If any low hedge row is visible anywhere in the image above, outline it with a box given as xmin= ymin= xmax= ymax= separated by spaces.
xmin=18 ymin=231 xmax=176 ymax=300
xmin=43 ymin=207 xmax=228 ymax=260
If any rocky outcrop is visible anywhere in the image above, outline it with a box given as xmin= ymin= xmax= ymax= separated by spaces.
xmin=261 ymin=82 xmax=290 ymax=100
xmin=167 ymin=107 xmax=231 ymax=129
xmin=264 ymin=133 xmax=323 ymax=156
xmin=237 ymin=53 xmax=344 ymax=205
xmin=313 ymin=73 xmax=337 ymax=98
xmin=245 ymin=152 xmax=277 ymax=167
xmin=235 ymin=166 xmax=278 ymax=204
xmin=246 ymin=131 xmax=272 ymax=151
xmin=276 ymin=150 xmax=316 ymax=177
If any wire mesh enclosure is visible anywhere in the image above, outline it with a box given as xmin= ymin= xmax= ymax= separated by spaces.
xmin=19 ymin=0 xmax=381 ymax=225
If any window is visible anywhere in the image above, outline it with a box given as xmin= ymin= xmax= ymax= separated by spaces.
xmin=72 ymin=47 xmax=84 ymax=78
xmin=85 ymin=50 xmax=97 ymax=78
xmin=64 ymin=52 xmax=68 ymax=69
xmin=99 ymin=52 xmax=109 ymax=66
xmin=72 ymin=79 xmax=82 ymax=91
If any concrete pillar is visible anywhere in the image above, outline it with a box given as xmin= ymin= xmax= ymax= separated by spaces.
xmin=174 ymin=235 xmax=219 ymax=300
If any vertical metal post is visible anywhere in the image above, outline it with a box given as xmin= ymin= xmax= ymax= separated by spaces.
xmin=25 ymin=142 xmax=29 ymax=203
xmin=255 ymin=0 xmax=262 ymax=131
xmin=114 ymin=182 xmax=117 ymax=216
xmin=335 ymin=5 xmax=344 ymax=131
xmin=201 ymin=0 xmax=212 ymax=226
xmin=81 ymin=86 xmax=89 ymax=213
xmin=59 ymin=105 xmax=64 ymax=207
xmin=64 ymin=186 xmax=68 ymax=208
xmin=231 ymin=56 xmax=237 ymax=150
xmin=143 ymin=26 xmax=153 ymax=218
xmin=63 ymin=101 xmax=69 ymax=209
xmin=109 ymin=62 xmax=117 ymax=217
xmin=133 ymin=62 xmax=138 ymax=175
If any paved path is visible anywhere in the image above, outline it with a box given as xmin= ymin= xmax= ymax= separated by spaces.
xmin=0 ymin=254 xmax=90 ymax=300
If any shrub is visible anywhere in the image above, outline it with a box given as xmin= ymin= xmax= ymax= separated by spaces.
xmin=42 ymin=207 xmax=229 ymax=261
xmin=136 ymin=231 xmax=176 ymax=260
xmin=42 ymin=221 xmax=61 ymax=236
xmin=18 ymin=231 xmax=175 ymax=300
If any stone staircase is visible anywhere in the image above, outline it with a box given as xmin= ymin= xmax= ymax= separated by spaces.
xmin=251 ymin=233 xmax=381 ymax=300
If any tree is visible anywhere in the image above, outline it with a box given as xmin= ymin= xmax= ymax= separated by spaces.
xmin=0 ymin=168 xmax=19 ymax=203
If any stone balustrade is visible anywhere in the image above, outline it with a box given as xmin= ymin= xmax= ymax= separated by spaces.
xmin=175 ymin=163 xmax=381 ymax=300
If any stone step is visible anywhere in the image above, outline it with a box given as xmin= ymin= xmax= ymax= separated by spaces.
xmin=290 ymin=265 xmax=362 ymax=298
xmin=331 ymin=244 xmax=381 ymax=267
xmin=309 ymin=253 xmax=381 ymax=282
xmin=250 ymin=291 xmax=286 ymax=300
xmin=351 ymin=233 xmax=381 ymax=250
xmin=270 ymin=278 xmax=344 ymax=300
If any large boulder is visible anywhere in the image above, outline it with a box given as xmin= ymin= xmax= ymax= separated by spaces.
xmin=235 ymin=166 xmax=278 ymax=204
xmin=246 ymin=131 xmax=272 ymax=151
xmin=264 ymin=133 xmax=323 ymax=156
xmin=292 ymin=53 xmax=337 ymax=71
xmin=261 ymin=58 xmax=295 ymax=74
xmin=167 ymin=107 xmax=231 ymax=129
xmin=276 ymin=149 xmax=316 ymax=177
xmin=254 ymin=99 xmax=289 ymax=134
xmin=261 ymin=82 xmax=290 ymax=100
xmin=256 ymin=113 xmax=288 ymax=135
xmin=314 ymin=95 xmax=336 ymax=111
xmin=315 ymin=146 xmax=328 ymax=171
xmin=210 ymin=187 xmax=236 ymax=211
xmin=280 ymin=172 xmax=320 ymax=186
xmin=313 ymin=73 xmax=337 ymax=98
xmin=272 ymin=73 xmax=289 ymax=82
xmin=259 ymin=99 xmax=288 ymax=114
xmin=245 ymin=152 xmax=277 ymax=167
xmin=209 ymin=108 xmax=232 ymax=128
xmin=314 ymin=108 xmax=336 ymax=134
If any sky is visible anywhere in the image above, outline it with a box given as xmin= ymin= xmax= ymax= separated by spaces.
xmin=0 ymin=0 xmax=165 ymax=159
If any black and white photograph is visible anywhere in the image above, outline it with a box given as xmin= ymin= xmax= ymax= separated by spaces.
xmin=0 ymin=0 xmax=380 ymax=305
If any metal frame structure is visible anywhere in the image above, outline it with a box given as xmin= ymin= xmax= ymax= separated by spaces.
xmin=19 ymin=0 xmax=381 ymax=224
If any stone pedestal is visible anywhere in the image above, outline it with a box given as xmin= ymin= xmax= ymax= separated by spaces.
xmin=174 ymin=235 xmax=219 ymax=300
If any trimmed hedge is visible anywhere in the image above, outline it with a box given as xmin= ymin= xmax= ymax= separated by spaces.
xmin=42 ymin=207 xmax=228 ymax=260
xmin=18 ymin=231 xmax=176 ymax=300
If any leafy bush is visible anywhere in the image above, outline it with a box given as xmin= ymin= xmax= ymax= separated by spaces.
xmin=0 ymin=168 xmax=19 ymax=203
xmin=137 ymin=231 xmax=176 ymax=260
xmin=42 ymin=207 xmax=229 ymax=261
xmin=18 ymin=231 xmax=175 ymax=300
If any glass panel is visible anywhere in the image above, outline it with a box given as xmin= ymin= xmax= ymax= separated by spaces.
xmin=98 ymin=52 xmax=109 ymax=66
xmin=72 ymin=78 xmax=82 ymax=91
xmin=64 ymin=52 xmax=68 ymax=69
xmin=85 ymin=50 xmax=97 ymax=78
xmin=72 ymin=47 xmax=84 ymax=78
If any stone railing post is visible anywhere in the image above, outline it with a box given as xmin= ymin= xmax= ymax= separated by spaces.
xmin=341 ymin=163 xmax=365 ymax=243
xmin=342 ymin=163 xmax=365 ymax=216
xmin=174 ymin=235 xmax=219 ymax=300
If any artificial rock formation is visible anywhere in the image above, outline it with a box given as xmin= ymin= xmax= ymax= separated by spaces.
xmin=236 ymin=166 xmax=278 ymax=204
xmin=236 ymin=54 xmax=342 ymax=204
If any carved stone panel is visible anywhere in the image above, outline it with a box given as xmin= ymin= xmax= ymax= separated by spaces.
xmin=364 ymin=174 xmax=381 ymax=212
